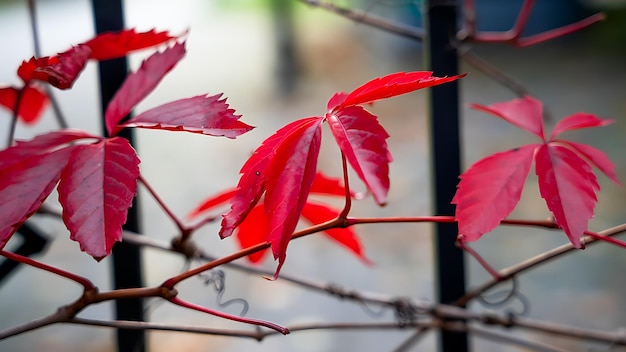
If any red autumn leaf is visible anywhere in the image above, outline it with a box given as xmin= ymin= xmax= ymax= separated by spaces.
xmin=301 ymin=201 xmax=371 ymax=264
xmin=0 ymin=129 xmax=98 ymax=169
xmin=221 ymin=117 xmax=323 ymax=278
xmin=58 ymin=137 xmax=140 ymax=260
xmin=236 ymin=204 xmax=270 ymax=264
xmin=17 ymin=57 xmax=48 ymax=83
xmin=220 ymin=118 xmax=319 ymax=239
xmin=84 ymin=28 xmax=178 ymax=61
xmin=261 ymin=118 xmax=323 ymax=278
xmin=192 ymin=173 xmax=367 ymax=265
xmin=18 ymin=46 xmax=92 ymax=89
xmin=187 ymin=189 xmax=237 ymax=219
xmin=452 ymin=144 xmax=537 ymax=241
xmin=105 ymin=41 xmax=186 ymax=136
xmin=0 ymin=147 xmax=76 ymax=248
xmin=459 ymin=96 xmax=618 ymax=247
xmin=0 ymin=130 xmax=97 ymax=247
xmin=326 ymin=106 xmax=391 ymax=205
xmin=0 ymin=85 xmax=49 ymax=124
xmin=326 ymin=92 xmax=348 ymax=111
xmin=221 ymin=71 xmax=464 ymax=276
xmin=331 ymin=71 xmax=466 ymax=111
xmin=470 ymin=96 xmax=545 ymax=139
xmin=116 ymin=94 xmax=254 ymax=138
xmin=550 ymin=112 xmax=614 ymax=140
xmin=309 ymin=172 xmax=356 ymax=198
xmin=535 ymin=144 xmax=599 ymax=248
xmin=191 ymin=172 xmax=350 ymax=221
xmin=556 ymin=140 xmax=621 ymax=185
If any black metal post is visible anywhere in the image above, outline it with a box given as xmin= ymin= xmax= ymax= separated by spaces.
xmin=91 ymin=1 xmax=146 ymax=351
xmin=271 ymin=0 xmax=299 ymax=95
xmin=424 ymin=1 xmax=468 ymax=351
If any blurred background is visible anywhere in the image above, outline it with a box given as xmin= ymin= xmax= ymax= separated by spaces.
xmin=0 ymin=0 xmax=625 ymax=351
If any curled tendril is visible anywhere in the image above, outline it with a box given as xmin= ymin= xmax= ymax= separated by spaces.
xmin=477 ymin=277 xmax=530 ymax=317
xmin=198 ymin=269 xmax=249 ymax=317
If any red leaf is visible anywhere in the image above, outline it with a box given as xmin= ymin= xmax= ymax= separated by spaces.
xmin=262 ymin=118 xmax=323 ymax=278
xmin=0 ymin=86 xmax=49 ymax=124
xmin=18 ymin=46 xmax=92 ymax=89
xmin=301 ymin=201 xmax=371 ymax=264
xmin=84 ymin=28 xmax=178 ymax=61
xmin=556 ymin=140 xmax=621 ymax=186
xmin=549 ymin=112 xmax=614 ymax=140
xmin=236 ymin=204 xmax=270 ymax=264
xmin=326 ymin=92 xmax=348 ymax=111
xmin=0 ymin=130 xmax=93 ymax=244
xmin=0 ymin=130 xmax=98 ymax=169
xmin=58 ymin=137 xmax=140 ymax=260
xmin=331 ymin=71 xmax=466 ymax=111
xmin=105 ymin=42 xmax=186 ymax=136
xmin=0 ymin=87 xmax=17 ymax=112
xmin=326 ymin=106 xmax=391 ymax=205
xmin=309 ymin=172 xmax=355 ymax=198
xmin=0 ymin=147 xmax=76 ymax=248
xmin=471 ymin=96 xmax=545 ymax=140
xmin=187 ymin=189 xmax=237 ymax=219
xmin=221 ymin=117 xmax=323 ymax=278
xmin=535 ymin=144 xmax=599 ymax=248
xmin=453 ymin=144 xmax=537 ymax=242
xmin=17 ymin=57 xmax=48 ymax=83
xmin=192 ymin=172 xmax=352 ymax=221
xmin=116 ymin=94 xmax=254 ymax=138
xmin=220 ymin=118 xmax=319 ymax=239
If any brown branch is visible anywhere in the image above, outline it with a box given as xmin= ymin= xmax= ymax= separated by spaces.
xmin=138 ymin=175 xmax=189 ymax=236
xmin=60 ymin=296 xmax=626 ymax=347
xmin=453 ymin=324 xmax=572 ymax=352
xmin=458 ymin=48 xmax=531 ymax=98
xmin=0 ymin=307 xmax=68 ymax=340
xmin=69 ymin=317 xmax=433 ymax=340
xmin=298 ymin=0 xmax=423 ymax=41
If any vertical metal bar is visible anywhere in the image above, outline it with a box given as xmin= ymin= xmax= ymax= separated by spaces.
xmin=271 ymin=0 xmax=298 ymax=95
xmin=424 ymin=1 xmax=469 ymax=351
xmin=90 ymin=1 xmax=146 ymax=351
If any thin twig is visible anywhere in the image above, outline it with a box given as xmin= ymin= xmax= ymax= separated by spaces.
xmin=69 ymin=317 xmax=434 ymax=340
xmin=338 ymin=152 xmax=352 ymax=219
xmin=161 ymin=217 xmax=343 ymax=287
xmin=6 ymin=88 xmax=24 ymax=147
xmin=299 ymin=0 xmax=424 ymax=41
xmin=462 ymin=324 xmax=571 ymax=352
xmin=138 ymin=175 xmax=189 ymax=236
xmin=456 ymin=240 xmax=501 ymax=280
xmin=0 ymin=307 xmax=68 ymax=340
xmin=168 ymin=296 xmax=289 ymax=334
xmin=392 ymin=326 xmax=431 ymax=352
xmin=458 ymin=49 xmax=531 ymax=98
xmin=0 ymin=250 xmax=94 ymax=290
